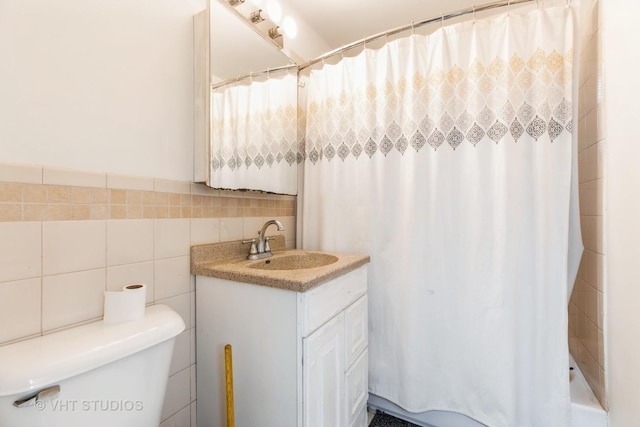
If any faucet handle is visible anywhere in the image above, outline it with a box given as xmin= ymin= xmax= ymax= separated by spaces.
xmin=264 ymin=236 xmax=277 ymax=252
xmin=242 ymin=239 xmax=258 ymax=255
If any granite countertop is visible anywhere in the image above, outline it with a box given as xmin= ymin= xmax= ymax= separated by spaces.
xmin=191 ymin=236 xmax=370 ymax=293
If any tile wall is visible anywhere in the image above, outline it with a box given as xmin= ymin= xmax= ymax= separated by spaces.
xmin=568 ymin=0 xmax=607 ymax=408
xmin=0 ymin=162 xmax=296 ymax=426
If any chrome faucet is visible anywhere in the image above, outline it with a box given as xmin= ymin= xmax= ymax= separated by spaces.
xmin=242 ymin=219 xmax=284 ymax=260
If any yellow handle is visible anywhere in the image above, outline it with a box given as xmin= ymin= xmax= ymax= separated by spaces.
xmin=225 ymin=344 xmax=235 ymax=427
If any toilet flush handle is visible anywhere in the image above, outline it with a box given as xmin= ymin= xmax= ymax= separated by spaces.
xmin=13 ymin=385 xmax=61 ymax=408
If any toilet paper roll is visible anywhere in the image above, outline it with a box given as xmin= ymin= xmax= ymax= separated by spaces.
xmin=103 ymin=284 xmax=147 ymax=325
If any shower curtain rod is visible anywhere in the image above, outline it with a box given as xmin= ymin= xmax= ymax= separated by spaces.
xmin=212 ymin=0 xmax=549 ymax=89
xmin=298 ymin=0 xmax=539 ymax=71
xmin=211 ymin=63 xmax=298 ymax=90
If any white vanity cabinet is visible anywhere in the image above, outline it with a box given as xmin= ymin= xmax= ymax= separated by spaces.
xmin=196 ymin=264 xmax=368 ymax=427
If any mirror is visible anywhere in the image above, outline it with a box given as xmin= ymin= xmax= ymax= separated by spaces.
xmin=193 ymin=0 xmax=299 ymax=195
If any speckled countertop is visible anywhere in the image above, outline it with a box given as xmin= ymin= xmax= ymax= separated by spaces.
xmin=191 ymin=236 xmax=370 ymax=293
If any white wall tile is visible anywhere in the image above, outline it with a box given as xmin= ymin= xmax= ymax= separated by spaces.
xmin=160 ymin=401 xmax=191 ymax=427
xmin=190 ymin=402 xmax=197 ymax=427
xmin=190 ymin=218 xmax=220 ymax=245
xmin=154 ymin=256 xmax=191 ymax=300
xmin=43 ymin=221 xmax=106 ymax=275
xmin=106 ymin=262 xmax=154 ymax=303
xmin=155 ymin=219 xmax=190 ymax=259
xmin=190 ymin=328 xmax=196 ymax=365
xmin=43 ymin=166 xmax=106 ymax=188
xmin=157 ymin=293 xmax=191 ymax=329
xmin=190 ymin=364 xmax=196 ymax=402
xmin=219 ymin=217 xmax=243 ymax=242
xmin=170 ymin=330 xmax=191 ymax=375
xmin=106 ymin=173 xmax=154 ymax=191
xmin=161 ymin=368 xmax=191 ymax=421
xmin=280 ymin=216 xmax=296 ymax=243
xmin=242 ymin=216 xmax=265 ymax=240
xmin=107 ymin=219 xmax=154 ymax=266
xmin=155 ymin=178 xmax=191 ymax=195
xmin=0 ymin=162 xmax=42 ymax=184
xmin=0 ymin=222 xmax=41 ymax=282
xmin=0 ymin=278 xmax=41 ymax=343
xmin=190 ymin=291 xmax=195 ymax=330
xmin=42 ymin=268 xmax=105 ymax=331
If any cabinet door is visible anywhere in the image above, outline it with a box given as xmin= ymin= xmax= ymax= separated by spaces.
xmin=303 ymin=312 xmax=345 ymax=427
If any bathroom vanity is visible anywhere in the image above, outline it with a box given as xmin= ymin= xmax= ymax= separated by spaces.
xmin=191 ymin=238 xmax=369 ymax=427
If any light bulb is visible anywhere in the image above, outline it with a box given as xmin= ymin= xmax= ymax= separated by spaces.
xmin=282 ymin=16 xmax=297 ymax=39
xmin=265 ymin=0 xmax=282 ymax=24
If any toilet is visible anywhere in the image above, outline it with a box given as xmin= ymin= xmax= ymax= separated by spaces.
xmin=0 ymin=304 xmax=184 ymax=427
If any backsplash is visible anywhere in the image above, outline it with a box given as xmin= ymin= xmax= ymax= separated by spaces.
xmin=0 ymin=161 xmax=296 ymax=426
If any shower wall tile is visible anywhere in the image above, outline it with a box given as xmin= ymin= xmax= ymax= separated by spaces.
xmin=0 ymin=161 xmax=297 ymax=426
xmin=570 ymin=0 xmax=607 ymax=408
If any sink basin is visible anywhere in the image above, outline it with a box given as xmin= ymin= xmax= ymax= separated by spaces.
xmin=247 ymin=252 xmax=339 ymax=271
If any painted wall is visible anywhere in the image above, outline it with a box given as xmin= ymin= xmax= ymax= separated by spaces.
xmin=0 ymin=0 xmax=203 ymax=181
xmin=602 ymin=1 xmax=640 ymax=426
xmin=0 ymin=1 xmax=297 ymax=427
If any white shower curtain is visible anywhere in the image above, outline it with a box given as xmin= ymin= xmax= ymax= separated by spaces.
xmin=302 ymin=5 xmax=581 ymax=427
xmin=210 ymin=72 xmax=298 ymax=195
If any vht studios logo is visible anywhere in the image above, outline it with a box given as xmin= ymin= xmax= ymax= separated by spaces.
xmin=35 ymin=399 xmax=143 ymax=412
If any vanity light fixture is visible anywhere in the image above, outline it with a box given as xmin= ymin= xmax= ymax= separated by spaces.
xmin=250 ymin=9 xmax=265 ymax=23
xmin=268 ymin=26 xmax=282 ymax=40
xmin=228 ymin=0 xmax=244 ymax=6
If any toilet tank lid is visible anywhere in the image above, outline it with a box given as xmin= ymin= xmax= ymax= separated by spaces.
xmin=0 ymin=304 xmax=185 ymax=397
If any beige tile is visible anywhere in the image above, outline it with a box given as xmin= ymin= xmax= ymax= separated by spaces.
xmin=0 ymin=278 xmax=41 ymax=344
xmin=106 ymin=262 xmax=154 ymax=304
xmin=0 ymin=222 xmax=41 ymax=282
xmin=110 ymin=189 xmax=127 ymax=204
xmin=23 ymin=204 xmax=48 ymax=221
xmin=47 ymin=185 xmax=71 ymax=203
xmin=126 ymin=190 xmax=143 ymax=205
xmin=106 ymin=219 xmax=154 ymax=266
xmin=0 ymin=204 xmax=21 ymax=221
xmin=43 ymin=167 xmax=106 ymax=188
xmin=190 ymin=218 xmax=220 ymax=245
xmin=155 ymin=219 xmax=191 ymax=259
xmin=0 ymin=162 xmax=42 ymax=184
xmin=70 ymin=187 xmax=92 ymax=204
xmin=71 ymin=205 xmax=91 ymax=220
xmin=110 ymin=205 xmax=126 ymax=219
xmin=0 ymin=183 xmax=22 ymax=202
xmin=43 ymin=221 xmax=106 ymax=275
xmin=154 ymin=256 xmax=191 ymax=300
xmin=91 ymin=204 xmax=109 ymax=220
xmin=42 ymin=269 xmax=106 ymax=331
xmin=23 ymin=184 xmax=48 ymax=203
xmin=91 ymin=189 xmax=109 ymax=204
xmin=170 ymin=330 xmax=191 ymax=375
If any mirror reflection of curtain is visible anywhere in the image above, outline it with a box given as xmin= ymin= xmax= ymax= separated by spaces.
xmin=302 ymin=5 xmax=581 ymax=427
xmin=210 ymin=73 xmax=297 ymax=195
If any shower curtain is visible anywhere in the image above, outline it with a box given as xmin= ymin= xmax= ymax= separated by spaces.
xmin=301 ymin=5 xmax=581 ymax=427
xmin=210 ymin=72 xmax=298 ymax=195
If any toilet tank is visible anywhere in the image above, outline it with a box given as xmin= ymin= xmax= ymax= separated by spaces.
xmin=0 ymin=304 xmax=185 ymax=427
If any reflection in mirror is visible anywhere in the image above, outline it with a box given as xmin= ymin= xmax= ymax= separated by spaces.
xmin=206 ymin=0 xmax=299 ymax=195
xmin=210 ymin=70 xmax=298 ymax=195
xmin=209 ymin=0 xmax=295 ymax=83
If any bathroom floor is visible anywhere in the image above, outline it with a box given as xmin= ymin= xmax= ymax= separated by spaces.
xmin=368 ymin=409 xmax=421 ymax=426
